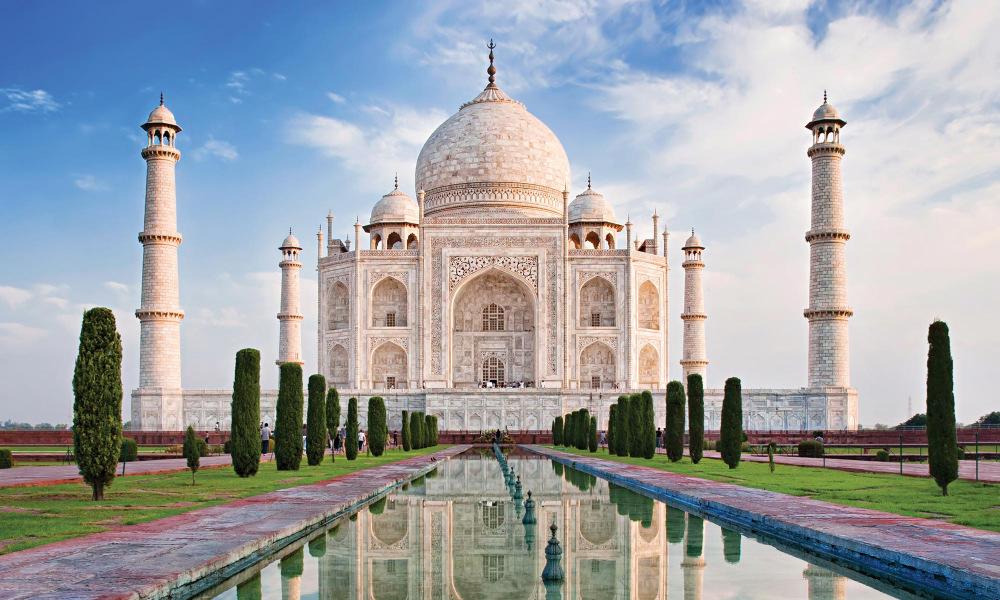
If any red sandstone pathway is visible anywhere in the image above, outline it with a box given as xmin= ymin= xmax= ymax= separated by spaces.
xmin=697 ymin=450 xmax=1000 ymax=482
xmin=533 ymin=446 xmax=1000 ymax=599
xmin=0 ymin=455 xmax=234 ymax=488
xmin=0 ymin=446 xmax=467 ymax=599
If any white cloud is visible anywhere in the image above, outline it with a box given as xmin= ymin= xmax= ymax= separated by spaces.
xmin=286 ymin=104 xmax=448 ymax=194
xmin=73 ymin=174 xmax=108 ymax=192
xmin=192 ymin=138 xmax=239 ymax=162
xmin=327 ymin=91 xmax=346 ymax=104
xmin=104 ymin=281 xmax=129 ymax=295
xmin=0 ymin=286 xmax=31 ymax=308
xmin=0 ymin=87 xmax=60 ymax=112
xmin=0 ymin=323 xmax=47 ymax=344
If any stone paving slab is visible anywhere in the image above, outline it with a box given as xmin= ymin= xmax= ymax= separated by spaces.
xmin=0 ymin=455 xmax=235 ymax=488
xmin=528 ymin=445 xmax=1000 ymax=600
xmin=0 ymin=446 xmax=468 ymax=600
xmin=696 ymin=449 xmax=1000 ymax=482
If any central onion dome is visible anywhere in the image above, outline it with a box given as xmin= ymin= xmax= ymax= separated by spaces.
xmin=415 ymin=43 xmax=570 ymax=218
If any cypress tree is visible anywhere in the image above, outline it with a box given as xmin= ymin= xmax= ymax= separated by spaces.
xmin=579 ymin=409 xmax=591 ymax=449
xmin=719 ymin=377 xmax=743 ymax=469
xmin=553 ymin=416 xmax=564 ymax=446
xmin=588 ymin=417 xmax=597 ymax=452
xmin=640 ymin=390 xmax=656 ymax=459
xmin=368 ymin=396 xmax=387 ymax=456
xmin=687 ymin=374 xmax=705 ymax=464
xmin=410 ymin=411 xmax=423 ymax=449
xmin=615 ymin=397 xmax=630 ymax=456
xmin=424 ymin=413 xmax=434 ymax=448
xmin=326 ymin=388 xmax=341 ymax=462
xmin=628 ymin=393 xmax=643 ymax=457
xmin=236 ymin=573 xmax=262 ymax=600
xmin=231 ymin=348 xmax=261 ymax=477
xmin=431 ymin=415 xmax=439 ymax=445
xmin=275 ymin=363 xmax=304 ymax=470
xmin=607 ymin=405 xmax=617 ymax=454
xmin=183 ymin=425 xmax=200 ymax=485
xmin=665 ymin=381 xmax=685 ymax=462
xmin=345 ymin=397 xmax=359 ymax=460
xmin=306 ymin=374 xmax=327 ymax=466
xmin=722 ymin=528 xmax=742 ymax=564
xmin=561 ymin=413 xmax=570 ymax=447
xmin=926 ymin=320 xmax=958 ymax=496
xmin=401 ymin=410 xmax=411 ymax=451
xmin=72 ymin=307 xmax=123 ymax=501
xmin=667 ymin=505 xmax=686 ymax=544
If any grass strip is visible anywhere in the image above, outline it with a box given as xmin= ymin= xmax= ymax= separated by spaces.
xmin=0 ymin=446 xmax=444 ymax=554
xmin=549 ymin=446 xmax=1000 ymax=532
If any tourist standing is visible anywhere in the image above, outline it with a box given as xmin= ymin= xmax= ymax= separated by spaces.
xmin=260 ymin=422 xmax=271 ymax=455
xmin=358 ymin=429 xmax=366 ymax=452
xmin=656 ymin=427 xmax=663 ymax=450
xmin=333 ymin=428 xmax=342 ymax=454
xmin=392 ymin=429 xmax=399 ymax=448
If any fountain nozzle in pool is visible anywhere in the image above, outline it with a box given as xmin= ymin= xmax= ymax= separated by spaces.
xmin=542 ymin=522 xmax=564 ymax=582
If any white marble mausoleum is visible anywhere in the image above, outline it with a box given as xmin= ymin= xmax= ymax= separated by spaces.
xmin=130 ymin=50 xmax=859 ymax=433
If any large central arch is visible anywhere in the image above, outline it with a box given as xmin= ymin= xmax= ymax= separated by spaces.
xmin=450 ymin=269 xmax=536 ymax=387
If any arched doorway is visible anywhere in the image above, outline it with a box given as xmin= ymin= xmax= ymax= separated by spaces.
xmin=579 ymin=342 xmax=615 ymax=389
xmin=451 ymin=270 xmax=535 ymax=388
xmin=371 ymin=342 xmax=407 ymax=390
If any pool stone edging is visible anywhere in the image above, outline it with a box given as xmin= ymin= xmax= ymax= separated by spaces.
xmin=524 ymin=445 xmax=1000 ymax=600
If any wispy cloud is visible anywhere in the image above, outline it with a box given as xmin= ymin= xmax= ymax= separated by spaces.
xmin=0 ymin=286 xmax=32 ymax=309
xmin=192 ymin=137 xmax=239 ymax=162
xmin=0 ymin=322 xmax=47 ymax=344
xmin=104 ymin=281 xmax=129 ymax=295
xmin=0 ymin=87 xmax=60 ymax=113
xmin=327 ymin=91 xmax=346 ymax=104
xmin=286 ymin=103 xmax=448 ymax=193
xmin=225 ymin=68 xmax=286 ymax=103
xmin=73 ymin=174 xmax=108 ymax=192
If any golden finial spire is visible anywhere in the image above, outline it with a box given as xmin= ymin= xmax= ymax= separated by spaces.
xmin=486 ymin=39 xmax=497 ymax=89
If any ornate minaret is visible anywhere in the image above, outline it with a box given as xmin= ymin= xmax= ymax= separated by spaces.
xmin=805 ymin=93 xmax=852 ymax=388
xmin=277 ymin=229 xmax=304 ymax=365
xmin=135 ymin=95 xmax=184 ymax=429
xmin=681 ymin=229 xmax=708 ymax=382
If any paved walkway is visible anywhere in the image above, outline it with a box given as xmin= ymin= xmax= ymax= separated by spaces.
xmin=0 ymin=455 xmax=234 ymax=488
xmin=699 ymin=450 xmax=1000 ymax=482
xmin=530 ymin=446 xmax=1000 ymax=600
xmin=0 ymin=445 xmax=467 ymax=599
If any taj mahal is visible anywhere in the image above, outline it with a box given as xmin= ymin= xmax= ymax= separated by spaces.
xmin=130 ymin=47 xmax=858 ymax=432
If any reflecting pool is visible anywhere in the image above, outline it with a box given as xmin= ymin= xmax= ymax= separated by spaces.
xmin=202 ymin=451 xmax=915 ymax=599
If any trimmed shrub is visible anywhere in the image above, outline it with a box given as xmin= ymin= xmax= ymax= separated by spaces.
xmin=876 ymin=449 xmax=891 ymax=462
xmin=306 ymin=374 xmax=328 ymax=466
xmin=578 ymin=410 xmax=590 ymax=449
xmin=628 ymin=394 xmax=643 ymax=457
xmin=424 ymin=413 xmax=434 ymax=448
xmin=553 ymin=416 xmax=564 ymax=446
xmin=665 ymin=382 xmax=685 ymax=462
xmin=722 ymin=528 xmax=742 ymax=564
xmin=615 ymin=397 xmax=630 ymax=457
xmin=589 ymin=416 xmax=598 ymax=452
xmin=308 ymin=534 xmax=327 ymax=558
xmin=666 ymin=505 xmax=686 ymax=544
xmin=607 ymin=405 xmax=616 ymax=453
xmin=410 ymin=411 xmax=423 ymax=449
xmin=183 ymin=425 xmax=200 ymax=484
xmin=119 ymin=438 xmax=138 ymax=462
xmin=231 ymin=348 xmax=261 ymax=477
xmin=345 ymin=397 xmax=359 ymax=460
xmin=0 ymin=449 xmax=13 ymax=469
xmin=430 ymin=415 xmax=439 ymax=445
xmin=797 ymin=439 xmax=824 ymax=458
xmin=326 ymin=388 xmax=341 ymax=461
xmin=926 ymin=320 xmax=958 ymax=496
xmin=223 ymin=439 xmax=232 ymax=454
xmin=640 ymin=390 xmax=656 ymax=459
xmin=401 ymin=410 xmax=411 ymax=451
xmin=767 ymin=442 xmax=776 ymax=473
xmin=275 ymin=363 xmax=304 ymax=471
xmin=719 ymin=377 xmax=743 ymax=469
xmin=72 ymin=307 xmax=123 ymax=501
xmin=236 ymin=572 xmax=262 ymax=600
xmin=369 ymin=496 xmax=387 ymax=515
xmin=686 ymin=515 xmax=705 ymax=558
xmin=368 ymin=397 xmax=387 ymax=456
xmin=197 ymin=437 xmax=210 ymax=457
xmin=687 ymin=374 xmax=704 ymax=464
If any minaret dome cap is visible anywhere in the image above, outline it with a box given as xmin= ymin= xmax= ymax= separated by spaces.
xmin=280 ymin=230 xmax=302 ymax=250
xmin=806 ymin=91 xmax=846 ymax=129
xmin=682 ymin=229 xmax=703 ymax=249
xmin=142 ymin=96 xmax=181 ymax=131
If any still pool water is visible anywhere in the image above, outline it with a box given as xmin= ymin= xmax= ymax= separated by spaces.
xmin=202 ymin=451 xmax=917 ymax=599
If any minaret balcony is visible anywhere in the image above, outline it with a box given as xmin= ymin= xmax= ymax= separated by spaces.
xmin=803 ymin=307 xmax=854 ymax=319
xmin=804 ymin=229 xmax=850 ymax=243
xmin=140 ymin=145 xmax=181 ymax=161
xmin=138 ymin=231 xmax=183 ymax=245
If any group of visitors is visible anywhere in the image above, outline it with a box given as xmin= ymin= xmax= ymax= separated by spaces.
xmin=254 ymin=423 xmax=404 ymax=457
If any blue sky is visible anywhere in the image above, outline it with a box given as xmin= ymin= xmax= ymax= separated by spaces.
xmin=1 ymin=0 xmax=998 ymax=426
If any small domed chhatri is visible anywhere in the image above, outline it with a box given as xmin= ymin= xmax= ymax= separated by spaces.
xmin=369 ymin=176 xmax=419 ymax=226
xmin=280 ymin=229 xmax=302 ymax=250
xmin=569 ymin=175 xmax=618 ymax=225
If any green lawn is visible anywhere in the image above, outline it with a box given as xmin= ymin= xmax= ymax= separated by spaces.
xmin=550 ymin=446 xmax=1000 ymax=532
xmin=0 ymin=446 xmax=444 ymax=554
xmin=4 ymin=445 xmax=172 ymax=453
